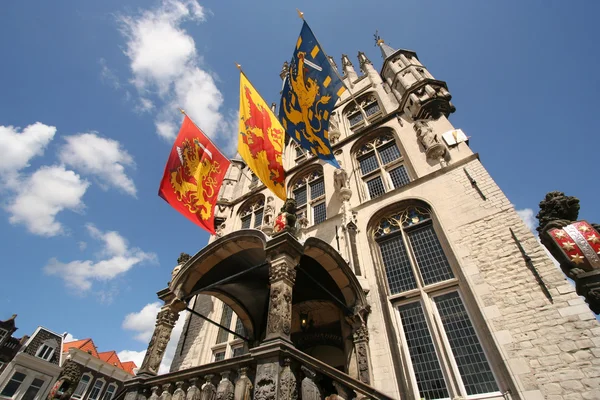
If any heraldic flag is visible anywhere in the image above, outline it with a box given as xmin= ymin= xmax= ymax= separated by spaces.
xmin=238 ymin=72 xmax=287 ymax=201
xmin=158 ymin=115 xmax=231 ymax=235
xmin=279 ymin=21 xmax=345 ymax=168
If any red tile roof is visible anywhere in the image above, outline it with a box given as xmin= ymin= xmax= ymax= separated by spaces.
xmin=62 ymin=339 xmax=99 ymax=358
xmin=121 ymin=361 xmax=137 ymax=375
xmin=63 ymin=339 xmax=136 ymax=375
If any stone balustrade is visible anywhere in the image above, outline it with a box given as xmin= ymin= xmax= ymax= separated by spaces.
xmin=117 ymin=340 xmax=393 ymax=400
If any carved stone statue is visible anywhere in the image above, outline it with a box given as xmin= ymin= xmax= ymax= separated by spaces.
xmin=537 ymin=191 xmax=600 ymax=313
xmin=333 ymin=168 xmax=349 ymax=192
xmin=279 ymin=359 xmax=297 ymax=400
xmin=273 ymin=199 xmax=298 ymax=235
xmin=139 ymin=306 xmax=181 ymax=376
xmin=234 ymin=368 xmax=253 ymax=400
xmin=48 ymin=360 xmax=82 ymax=400
xmin=266 ymin=286 xmax=292 ymax=336
xmin=413 ymin=119 xmax=447 ymax=161
xmin=177 ymin=253 xmax=191 ymax=265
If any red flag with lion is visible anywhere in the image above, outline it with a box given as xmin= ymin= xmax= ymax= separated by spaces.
xmin=159 ymin=115 xmax=230 ymax=234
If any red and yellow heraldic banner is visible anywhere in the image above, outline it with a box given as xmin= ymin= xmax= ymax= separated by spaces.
xmin=238 ymin=72 xmax=286 ymax=201
xmin=159 ymin=115 xmax=230 ymax=234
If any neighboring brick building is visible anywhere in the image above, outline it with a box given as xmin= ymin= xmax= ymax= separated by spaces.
xmin=0 ymin=315 xmax=27 ymax=375
xmin=0 ymin=324 xmax=63 ymax=400
xmin=48 ymin=339 xmax=136 ymax=400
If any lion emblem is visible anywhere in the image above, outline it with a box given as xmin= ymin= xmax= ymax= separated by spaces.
xmin=282 ymin=52 xmax=333 ymax=157
xmin=170 ymin=138 xmax=221 ymax=221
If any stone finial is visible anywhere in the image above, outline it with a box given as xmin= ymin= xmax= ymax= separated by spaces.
xmin=177 ymin=253 xmax=191 ymax=265
xmin=341 ymin=54 xmax=353 ymax=67
xmin=327 ymin=55 xmax=338 ymax=70
xmin=357 ymin=51 xmax=372 ymax=72
xmin=280 ymin=61 xmax=289 ymax=81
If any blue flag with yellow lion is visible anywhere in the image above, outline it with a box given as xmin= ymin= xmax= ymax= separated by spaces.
xmin=279 ymin=21 xmax=345 ymax=168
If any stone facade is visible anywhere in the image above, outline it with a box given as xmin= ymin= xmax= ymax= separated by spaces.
xmin=166 ymin=38 xmax=600 ymax=400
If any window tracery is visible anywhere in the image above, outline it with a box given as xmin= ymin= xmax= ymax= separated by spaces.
xmin=372 ymin=204 xmax=500 ymax=399
xmin=291 ymin=168 xmax=326 ymax=226
xmin=239 ymin=196 xmax=265 ymax=229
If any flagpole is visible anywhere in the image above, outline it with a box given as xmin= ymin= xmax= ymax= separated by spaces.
xmin=296 ymin=9 xmax=369 ymax=125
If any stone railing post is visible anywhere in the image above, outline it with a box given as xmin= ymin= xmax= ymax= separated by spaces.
xmin=138 ymin=299 xmax=186 ymax=376
xmin=264 ymin=233 xmax=303 ymax=342
xmin=233 ymin=367 xmax=252 ymax=400
xmin=172 ymin=382 xmax=185 ymax=400
xmin=278 ymin=358 xmax=297 ymax=400
xmin=200 ymin=375 xmax=216 ymax=400
xmin=159 ymin=384 xmax=173 ymax=400
xmin=186 ymin=378 xmax=200 ymax=400
xmin=300 ymin=366 xmax=321 ymax=400
xmin=216 ymin=371 xmax=234 ymax=400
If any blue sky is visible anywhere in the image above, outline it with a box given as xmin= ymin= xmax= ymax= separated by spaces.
xmin=1 ymin=0 xmax=599 ymax=372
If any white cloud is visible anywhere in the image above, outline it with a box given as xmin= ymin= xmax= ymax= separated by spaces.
xmin=99 ymin=58 xmax=121 ymax=89
xmin=120 ymin=301 xmax=187 ymax=374
xmin=7 ymin=166 xmax=90 ymax=236
xmin=119 ymin=0 xmax=229 ymax=143
xmin=78 ymin=241 xmax=87 ymax=251
xmin=44 ymin=224 xmax=156 ymax=292
xmin=59 ymin=133 xmax=137 ymax=197
xmin=0 ymin=122 xmax=56 ymax=177
xmin=64 ymin=333 xmax=77 ymax=342
xmin=517 ymin=208 xmax=537 ymax=233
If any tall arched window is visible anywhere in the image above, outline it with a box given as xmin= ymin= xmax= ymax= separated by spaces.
xmin=373 ymin=204 xmax=500 ymax=399
xmin=291 ymin=168 xmax=326 ymax=226
xmin=239 ymin=197 xmax=265 ymax=229
xmin=355 ymin=132 xmax=410 ymax=201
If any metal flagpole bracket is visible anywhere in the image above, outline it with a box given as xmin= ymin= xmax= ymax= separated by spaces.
xmin=510 ymin=228 xmax=553 ymax=303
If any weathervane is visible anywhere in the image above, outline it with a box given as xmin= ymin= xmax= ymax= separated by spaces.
xmin=374 ymin=30 xmax=384 ymax=46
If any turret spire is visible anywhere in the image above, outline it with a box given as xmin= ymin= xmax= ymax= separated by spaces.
xmin=374 ymin=30 xmax=396 ymax=60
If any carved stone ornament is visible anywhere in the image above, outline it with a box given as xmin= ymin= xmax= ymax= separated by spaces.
xmin=172 ymin=382 xmax=185 ymax=400
xmin=253 ymin=363 xmax=277 ymax=400
xmin=333 ymin=168 xmax=350 ymax=193
xmin=537 ymin=191 xmax=600 ymax=313
xmin=352 ymin=324 xmax=369 ymax=343
xmin=273 ymin=199 xmax=298 ymax=236
xmin=332 ymin=381 xmax=349 ymax=400
xmin=269 ymin=262 xmax=297 ymax=284
xmin=215 ymin=222 xmax=226 ymax=238
xmin=267 ymin=285 xmax=293 ymax=336
xmin=177 ymin=252 xmax=191 ymax=265
xmin=139 ymin=306 xmax=180 ymax=375
xmin=201 ymin=375 xmax=216 ymax=400
xmin=186 ymin=379 xmax=201 ymax=400
xmin=125 ymin=391 xmax=138 ymax=400
xmin=234 ymin=367 xmax=253 ymax=400
xmin=300 ymin=366 xmax=321 ymax=400
xmin=413 ymin=119 xmax=447 ymax=161
xmin=355 ymin=342 xmax=371 ymax=385
xmin=216 ymin=372 xmax=234 ymax=400
xmin=279 ymin=358 xmax=298 ymax=400
xmin=48 ymin=360 xmax=82 ymax=399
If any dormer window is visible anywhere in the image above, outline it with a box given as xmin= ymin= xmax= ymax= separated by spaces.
xmin=36 ymin=341 xmax=56 ymax=361
xmin=239 ymin=197 xmax=265 ymax=229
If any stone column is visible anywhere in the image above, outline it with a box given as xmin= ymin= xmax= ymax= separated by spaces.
xmin=352 ymin=324 xmax=372 ymax=385
xmin=264 ymin=233 xmax=303 ymax=342
xmin=138 ymin=299 xmax=186 ymax=376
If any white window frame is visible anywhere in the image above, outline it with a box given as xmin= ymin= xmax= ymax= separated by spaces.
xmin=375 ymin=208 xmax=501 ymax=399
xmin=292 ymin=143 xmax=312 ymax=166
xmin=71 ymin=373 xmax=92 ymax=400
xmin=355 ymin=133 xmax=410 ymax=202
xmin=21 ymin=377 xmax=45 ymax=400
xmin=0 ymin=370 xmax=28 ymax=398
xmin=291 ymin=169 xmax=326 ymax=227
xmin=101 ymin=384 xmax=117 ymax=400
xmin=87 ymin=378 xmax=105 ymax=400
xmin=35 ymin=341 xmax=56 ymax=361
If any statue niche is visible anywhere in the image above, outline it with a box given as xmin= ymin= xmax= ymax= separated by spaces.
xmin=537 ymin=191 xmax=600 ymax=314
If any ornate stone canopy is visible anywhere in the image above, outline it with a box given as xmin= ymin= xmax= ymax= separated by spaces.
xmin=169 ymin=230 xmax=368 ymax=344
